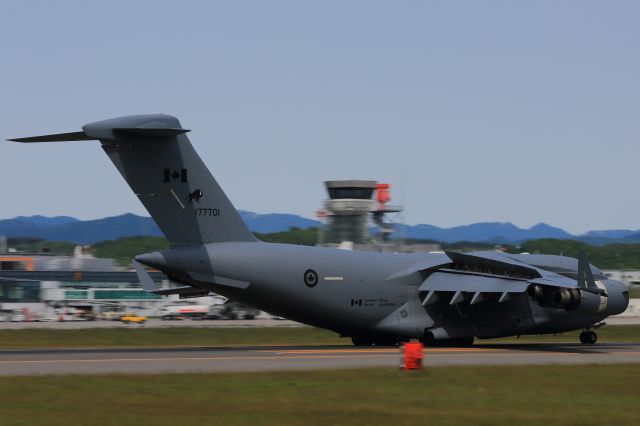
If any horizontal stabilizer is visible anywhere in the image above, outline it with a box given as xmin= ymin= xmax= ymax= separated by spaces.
xmin=8 ymin=131 xmax=93 ymax=143
xmin=133 ymin=260 xmax=159 ymax=292
xmin=8 ymin=128 xmax=189 ymax=143
xmin=113 ymin=127 xmax=190 ymax=139
xmin=188 ymin=271 xmax=251 ymax=290
xmin=151 ymin=286 xmax=210 ymax=298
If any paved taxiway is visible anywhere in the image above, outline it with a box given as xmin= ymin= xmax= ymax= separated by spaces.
xmin=0 ymin=342 xmax=639 ymax=376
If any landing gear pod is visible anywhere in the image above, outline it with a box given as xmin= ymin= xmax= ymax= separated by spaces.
xmin=421 ymin=328 xmax=474 ymax=347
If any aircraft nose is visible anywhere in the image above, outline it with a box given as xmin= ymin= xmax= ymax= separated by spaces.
xmin=603 ymin=279 xmax=629 ymax=316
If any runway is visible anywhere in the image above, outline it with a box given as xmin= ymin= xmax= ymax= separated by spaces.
xmin=0 ymin=342 xmax=639 ymax=376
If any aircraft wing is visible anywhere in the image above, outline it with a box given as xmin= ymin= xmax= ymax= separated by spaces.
xmin=442 ymin=251 xmax=578 ymax=288
xmin=384 ymin=253 xmax=453 ymax=285
xmin=387 ymin=250 xmax=589 ymax=306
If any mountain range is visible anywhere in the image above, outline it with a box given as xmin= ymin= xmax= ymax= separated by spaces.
xmin=1 ymin=212 xmax=639 ymax=246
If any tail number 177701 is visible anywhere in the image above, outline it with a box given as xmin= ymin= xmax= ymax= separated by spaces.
xmin=196 ymin=208 xmax=220 ymax=217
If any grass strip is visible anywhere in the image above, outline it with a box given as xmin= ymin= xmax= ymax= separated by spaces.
xmin=0 ymin=365 xmax=638 ymax=425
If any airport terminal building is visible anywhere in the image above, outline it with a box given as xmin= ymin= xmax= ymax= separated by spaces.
xmin=0 ymin=249 xmax=168 ymax=320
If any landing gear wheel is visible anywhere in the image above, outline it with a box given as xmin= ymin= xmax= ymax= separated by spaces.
xmin=580 ymin=331 xmax=597 ymax=344
xmin=579 ymin=331 xmax=587 ymax=344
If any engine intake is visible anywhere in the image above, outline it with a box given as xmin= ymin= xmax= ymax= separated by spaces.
xmin=553 ymin=288 xmax=581 ymax=309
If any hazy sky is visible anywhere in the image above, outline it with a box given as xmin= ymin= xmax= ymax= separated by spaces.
xmin=1 ymin=1 xmax=638 ymax=234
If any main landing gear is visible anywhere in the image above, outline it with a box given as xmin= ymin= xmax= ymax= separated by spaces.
xmin=579 ymin=330 xmax=597 ymax=344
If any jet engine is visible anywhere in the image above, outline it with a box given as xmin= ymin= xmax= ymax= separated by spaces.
xmin=528 ymin=284 xmax=606 ymax=314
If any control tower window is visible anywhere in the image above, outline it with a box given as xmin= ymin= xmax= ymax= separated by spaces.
xmin=328 ymin=188 xmax=374 ymax=200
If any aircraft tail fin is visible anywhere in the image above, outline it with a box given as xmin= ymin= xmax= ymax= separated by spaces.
xmin=9 ymin=114 xmax=256 ymax=245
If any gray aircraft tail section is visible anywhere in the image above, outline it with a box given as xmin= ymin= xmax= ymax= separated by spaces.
xmin=9 ymin=114 xmax=256 ymax=245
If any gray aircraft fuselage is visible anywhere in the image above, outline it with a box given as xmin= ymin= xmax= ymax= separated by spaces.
xmin=10 ymin=113 xmax=630 ymax=346
xmin=139 ymin=242 xmax=426 ymax=336
xmin=136 ymin=241 xmax=629 ymax=343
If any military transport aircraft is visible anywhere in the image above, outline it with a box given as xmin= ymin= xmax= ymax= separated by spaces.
xmin=9 ymin=114 xmax=629 ymax=346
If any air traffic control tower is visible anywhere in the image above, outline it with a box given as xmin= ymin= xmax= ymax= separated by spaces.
xmin=322 ymin=180 xmax=402 ymax=245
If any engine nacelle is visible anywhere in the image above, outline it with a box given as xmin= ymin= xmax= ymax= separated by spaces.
xmin=528 ymin=285 xmax=607 ymax=314
xmin=552 ymin=288 xmax=580 ymax=309
xmin=572 ymin=289 xmax=607 ymax=314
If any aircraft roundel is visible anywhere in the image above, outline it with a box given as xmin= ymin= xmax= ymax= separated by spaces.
xmin=304 ymin=269 xmax=318 ymax=287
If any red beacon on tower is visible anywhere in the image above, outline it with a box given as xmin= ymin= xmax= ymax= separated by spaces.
xmin=375 ymin=183 xmax=391 ymax=210
xmin=320 ymin=180 xmax=403 ymax=245
xmin=372 ymin=183 xmax=402 ymax=242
